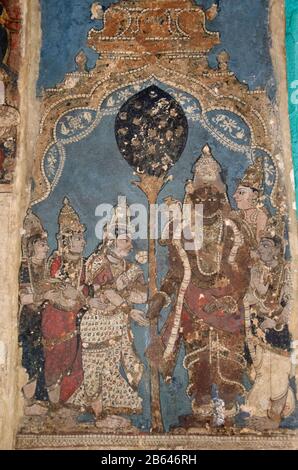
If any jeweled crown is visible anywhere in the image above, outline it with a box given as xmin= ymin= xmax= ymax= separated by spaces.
xmin=58 ymin=197 xmax=86 ymax=236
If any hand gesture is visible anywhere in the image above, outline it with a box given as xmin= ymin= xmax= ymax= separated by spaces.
xmin=129 ymin=309 xmax=149 ymax=327
xmin=64 ymin=284 xmax=80 ymax=301
xmin=20 ymin=293 xmax=34 ymax=306
xmin=203 ymin=299 xmax=217 ymax=314
xmin=89 ymin=296 xmax=108 ymax=310
xmin=260 ymin=317 xmax=276 ymax=331
xmin=116 ymin=273 xmax=129 ymax=291
xmin=251 ymin=268 xmax=268 ymax=295
xmin=44 ymin=289 xmax=59 ymax=303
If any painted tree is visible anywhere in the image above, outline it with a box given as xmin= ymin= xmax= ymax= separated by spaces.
xmin=115 ymin=85 xmax=188 ymax=431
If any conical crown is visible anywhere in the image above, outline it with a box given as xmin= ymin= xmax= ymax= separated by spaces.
xmin=194 ymin=144 xmax=221 ymax=177
xmin=58 ymin=197 xmax=86 ymax=236
xmin=240 ymin=157 xmax=264 ymax=191
xmin=21 ymin=208 xmax=47 ymax=257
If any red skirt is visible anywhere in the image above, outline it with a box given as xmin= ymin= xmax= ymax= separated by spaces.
xmin=42 ymin=303 xmax=83 ymax=403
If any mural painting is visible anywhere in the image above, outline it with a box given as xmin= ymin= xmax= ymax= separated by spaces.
xmin=16 ymin=0 xmax=297 ymax=447
xmin=0 ymin=0 xmax=21 ymax=188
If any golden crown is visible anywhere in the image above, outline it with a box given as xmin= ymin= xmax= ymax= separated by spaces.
xmin=260 ymin=215 xmax=285 ymax=241
xmin=21 ymin=208 xmax=47 ymax=257
xmin=240 ymin=157 xmax=264 ymax=191
xmin=194 ymin=144 xmax=221 ymax=176
xmin=58 ymin=197 xmax=86 ymax=236
xmin=192 ymin=144 xmax=227 ymax=195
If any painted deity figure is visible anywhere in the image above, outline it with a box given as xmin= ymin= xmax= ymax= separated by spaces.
xmin=243 ymin=219 xmax=295 ymax=430
xmin=147 ymin=147 xmax=247 ymax=426
xmin=19 ymin=209 xmax=50 ymax=416
xmin=233 ymin=157 xmax=268 ymax=245
xmin=70 ymin=203 xmax=148 ymax=427
xmin=184 ymin=144 xmax=229 ymax=205
xmin=42 ymin=198 xmax=87 ymax=405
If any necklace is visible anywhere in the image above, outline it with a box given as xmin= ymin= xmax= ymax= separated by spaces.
xmin=203 ymin=209 xmax=221 ymax=220
xmin=61 ymin=255 xmax=84 ymax=289
xmin=242 ymin=208 xmax=259 ymax=227
xmin=196 ymin=212 xmax=224 ymax=276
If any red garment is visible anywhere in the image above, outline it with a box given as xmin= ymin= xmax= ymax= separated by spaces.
xmin=161 ymin=281 xmax=244 ymax=395
xmin=92 ymin=262 xmax=114 ymax=286
xmin=163 ymin=281 xmax=243 ymax=350
xmin=181 ymin=283 xmax=245 ymax=406
xmin=42 ymin=256 xmax=85 ymax=403
xmin=182 ymin=282 xmax=244 ymax=335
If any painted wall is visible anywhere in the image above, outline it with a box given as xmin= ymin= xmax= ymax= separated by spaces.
xmin=38 ymin=0 xmax=275 ymax=95
xmin=36 ymin=0 xmax=277 ymax=250
xmin=21 ymin=0 xmax=297 ymax=434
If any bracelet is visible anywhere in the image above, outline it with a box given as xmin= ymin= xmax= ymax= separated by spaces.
xmin=274 ymin=324 xmax=284 ymax=332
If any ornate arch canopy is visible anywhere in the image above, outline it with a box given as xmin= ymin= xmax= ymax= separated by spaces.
xmin=11 ymin=0 xmax=298 ymax=449
xmin=31 ymin=0 xmax=283 ymax=211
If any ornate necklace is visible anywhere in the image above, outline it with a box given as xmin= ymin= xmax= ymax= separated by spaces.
xmin=196 ymin=212 xmax=224 ymax=276
xmin=107 ymin=251 xmax=127 ymax=277
xmin=61 ymin=255 xmax=84 ymax=289
xmin=245 ymin=208 xmax=258 ymax=225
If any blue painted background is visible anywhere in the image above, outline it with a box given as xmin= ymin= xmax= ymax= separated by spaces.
xmin=34 ymin=0 xmax=297 ymax=431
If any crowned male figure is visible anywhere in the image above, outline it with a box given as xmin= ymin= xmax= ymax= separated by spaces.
xmin=42 ymin=198 xmax=88 ymax=405
xmin=232 ymin=157 xmax=269 ymax=245
xmin=147 ymin=145 xmax=247 ymax=426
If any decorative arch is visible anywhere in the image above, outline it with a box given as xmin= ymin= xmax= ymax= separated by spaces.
xmin=32 ymin=62 xmax=278 ymax=203
xmin=13 ymin=0 xmax=298 ymax=449
xmin=30 ymin=0 xmax=285 ymax=216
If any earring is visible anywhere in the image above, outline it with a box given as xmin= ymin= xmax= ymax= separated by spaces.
xmin=252 ymin=195 xmax=258 ymax=206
